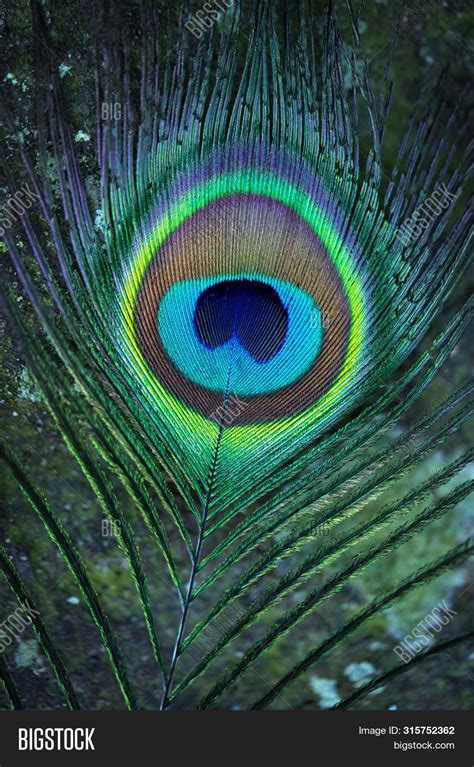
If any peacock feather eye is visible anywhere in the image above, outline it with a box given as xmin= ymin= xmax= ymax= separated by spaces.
xmin=120 ymin=156 xmax=366 ymax=429
xmin=2 ymin=0 xmax=471 ymax=712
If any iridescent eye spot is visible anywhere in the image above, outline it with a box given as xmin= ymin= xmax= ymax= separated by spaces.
xmin=156 ymin=274 xmax=323 ymax=397
xmin=194 ymin=279 xmax=288 ymax=362
xmin=126 ymin=182 xmax=361 ymax=424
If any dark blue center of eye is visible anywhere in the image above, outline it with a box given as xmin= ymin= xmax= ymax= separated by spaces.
xmin=193 ymin=279 xmax=288 ymax=363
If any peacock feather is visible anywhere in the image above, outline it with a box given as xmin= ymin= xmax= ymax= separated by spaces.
xmin=0 ymin=0 xmax=472 ymax=710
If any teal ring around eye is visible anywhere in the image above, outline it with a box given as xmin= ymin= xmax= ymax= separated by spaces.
xmin=157 ymin=273 xmax=323 ymax=397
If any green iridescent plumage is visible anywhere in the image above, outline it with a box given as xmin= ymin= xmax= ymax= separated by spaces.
xmin=0 ymin=0 xmax=472 ymax=710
